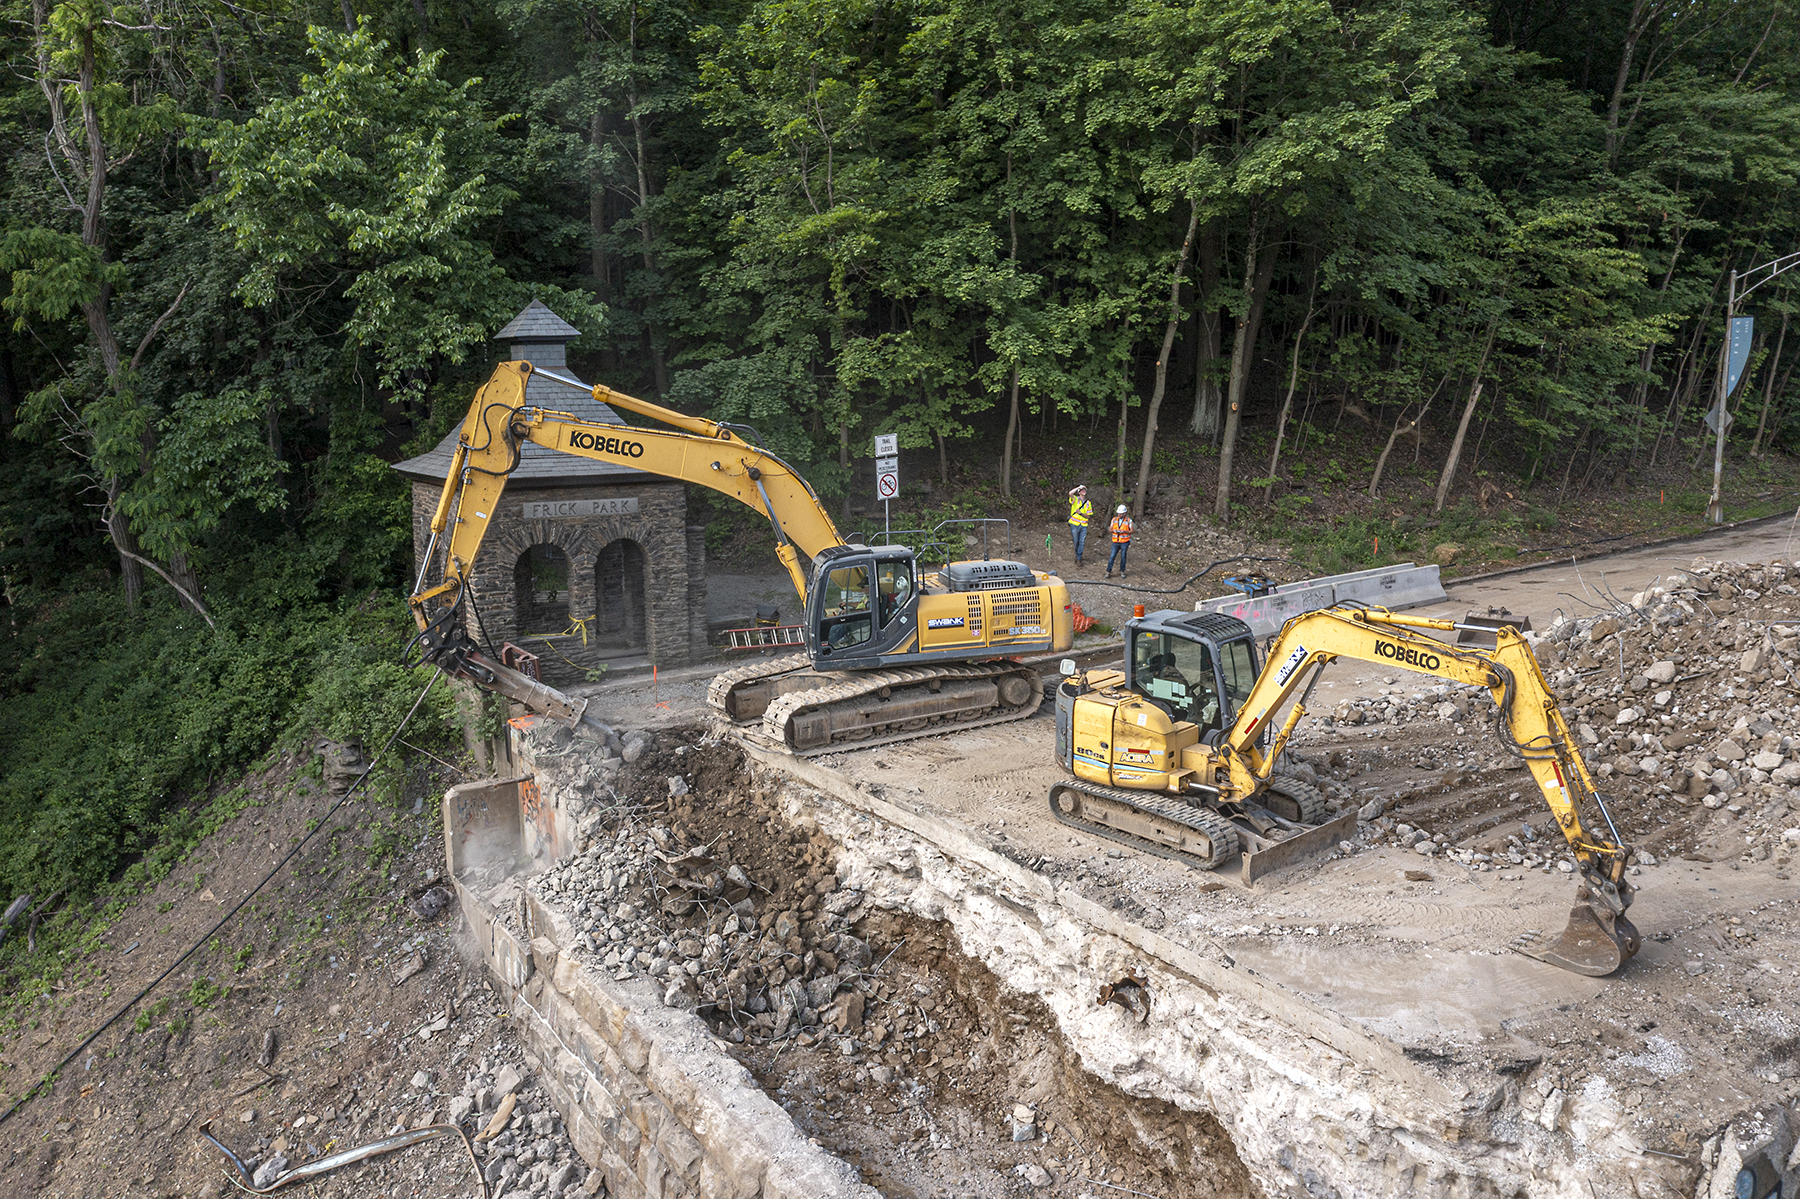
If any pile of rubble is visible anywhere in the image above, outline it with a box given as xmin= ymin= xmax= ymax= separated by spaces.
xmin=525 ymin=750 xmax=878 ymax=1046
xmin=1531 ymin=557 xmax=1800 ymax=857
xmin=1291 ymin=557 xmax=1800 ymax=872
xmin=450 ymin=1056 xmax=595 ymax=1198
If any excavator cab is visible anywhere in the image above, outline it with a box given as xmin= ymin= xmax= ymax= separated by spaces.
xmin=806 ymin=545 xmax=921 ymax=665
xmin=1125 ymin=611 xmax=1262 ymax=738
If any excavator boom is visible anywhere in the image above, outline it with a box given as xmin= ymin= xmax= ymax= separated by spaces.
xmin=413 ymin=361 xmax=841 ymax=624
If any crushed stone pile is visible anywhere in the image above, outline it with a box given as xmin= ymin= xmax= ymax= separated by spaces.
xmin=1282 ymin=555 xmax=1800 ymax=876
xmin=522 ymin=737 xmax=883 ymax=1050
xmin=452 ymin=1056 xmax=595 ymax=1199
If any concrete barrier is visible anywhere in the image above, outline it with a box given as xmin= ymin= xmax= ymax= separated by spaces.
xmin=1195 ymin=563 xmax=1448 ymax=637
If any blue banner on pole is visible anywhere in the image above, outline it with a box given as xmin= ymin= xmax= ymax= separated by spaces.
xmin=1727 ymin=315 xmax=1756 ymax=395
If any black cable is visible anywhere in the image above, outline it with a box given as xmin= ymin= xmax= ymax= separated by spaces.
xmin=0 ymin=674 xmax=442 ymax=1129
xmin=463 ymin=589 xmax=500 ymax=662
xmin=1060 ymin=553 xmax=1297 ymax=595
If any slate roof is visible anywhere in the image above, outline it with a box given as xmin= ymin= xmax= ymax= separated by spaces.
xmin=391 ymin=302 xmax=650 ymax=487
xmin=494 ymin=298 xmax=583 ymax=344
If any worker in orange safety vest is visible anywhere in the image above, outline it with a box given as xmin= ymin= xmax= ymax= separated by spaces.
xmin=1105 ymin=505 xmax=1133 ymax=578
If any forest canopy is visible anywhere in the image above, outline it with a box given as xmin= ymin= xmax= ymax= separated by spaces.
xmin=0 ymin=0 xmax=1796 ymax=897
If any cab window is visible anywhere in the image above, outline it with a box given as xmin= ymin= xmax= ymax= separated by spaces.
xmin=1217 ymin=638 xmax=1259 ymax=722
xmin=1130 ymin=630 xmax=1221 ymax=731
xmin=821 ymin=564 xmax=873 ymax=650
xmin=826 ymin=565 xmax=870 ymax=614
xmin=876 ymin=561 xmax=914 ymax=627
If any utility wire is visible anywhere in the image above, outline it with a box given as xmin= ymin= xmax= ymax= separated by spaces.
xmin=0 ymin=675 xmax=442 ymax=1129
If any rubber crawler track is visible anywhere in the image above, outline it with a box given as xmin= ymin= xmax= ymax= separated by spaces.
xmin=1046 ymin=781 xmax=1241 ymax=871
xmin=1262 ymin=775 xmax=1330 ymax=825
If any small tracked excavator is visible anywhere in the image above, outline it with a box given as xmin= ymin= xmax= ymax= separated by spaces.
xmin=407 ymin=360 xmax=1073 ymax=754
xmin=1051 ymin=603 xmax=1641 ymax=977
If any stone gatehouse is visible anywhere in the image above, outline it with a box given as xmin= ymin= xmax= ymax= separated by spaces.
xmin=395 ymin=301 xmax=708 ymax=682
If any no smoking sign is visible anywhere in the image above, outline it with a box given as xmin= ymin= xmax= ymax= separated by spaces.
xmin=874 ymin=434 xmax=899 ymax=502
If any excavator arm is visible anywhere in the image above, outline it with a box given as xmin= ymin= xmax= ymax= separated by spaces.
xmin=1220 ymin=605 xmax=1639 ymax=976
xmin=411 ymin=360 xmax=845 ymax=627
xmin=404 ymin=360 xmax=847 ymax=731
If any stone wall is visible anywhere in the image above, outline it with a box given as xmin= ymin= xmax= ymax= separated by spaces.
xmin=410 ymin=481 xmax=709 ymax=680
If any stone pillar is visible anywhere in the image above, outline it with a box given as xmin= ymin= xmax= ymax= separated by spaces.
xmin=686 ymin=525 xmax=709 ymax=664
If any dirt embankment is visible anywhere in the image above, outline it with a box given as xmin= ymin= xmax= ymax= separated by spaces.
xmin=0 ymin=750 xmax=600 ymax=1199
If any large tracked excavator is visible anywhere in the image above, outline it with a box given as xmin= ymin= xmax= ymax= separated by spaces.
xmin=407 ymin=360 xmax=1073 ymax=754
xmin=1051 ymin=603 xmax=1642 ymax=977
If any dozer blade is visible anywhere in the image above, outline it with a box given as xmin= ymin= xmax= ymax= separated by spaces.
xmin=1513 ymin=904 xmax=1642 ymax=977
xmin=1239 ymin=810 xmax=1359 ymax=886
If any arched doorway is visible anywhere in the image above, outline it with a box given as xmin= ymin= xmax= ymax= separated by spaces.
xmin=514 ymin=543 xmax=571 ymax=634
xmin=596 ymin=538 xmax=648 ymax=648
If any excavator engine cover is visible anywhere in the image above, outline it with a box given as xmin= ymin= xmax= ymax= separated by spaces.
xmin=941 ymin=559 xmax=1037 ymax=591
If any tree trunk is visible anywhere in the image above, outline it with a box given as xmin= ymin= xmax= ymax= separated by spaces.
xmin=838 ymin=417 xmax=850 ymax=524
xmin=1604 ymin=0 xmax=1649 ymax=166
xmin=1432 ymin=323 xmax=1498 ymax=512
xmin=1262 ymin=269 xmax=1319 ymax=503
xmin=340 ymin=0 xmax=356 ymax=32
xmin=589 ymin=109 xmax=619 ymax=374
xmin=1368 ymin=373 xmax=1450 ymax=498
xmin=937 ymin=429 xmax=949 ymax=486
xmin=1213 ymin=211 xmax=1277 ymax=522
xmin=1114 ymin=394 xmax=1129 ymax=510
xmin=1133 ymin=198 xmax=1202 ymax=516
xmin=104 ymin=478 xmax=143 ymax=612
xmin=1186 ymin=221 xmax=1222 ymax=440
xmin=1557 ymin=424 xmax=1592 ymax=503
xmin=1001 ymin=365 xmax=1020 ymax=500
xmin=627 ymin=0 xmax=668 ymax=396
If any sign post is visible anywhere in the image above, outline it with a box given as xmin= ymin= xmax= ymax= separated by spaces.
xmin=874 ymin=434 xmax=899 ymax=540
xmin=1709 ymin=249 xmax=1800 ymax=524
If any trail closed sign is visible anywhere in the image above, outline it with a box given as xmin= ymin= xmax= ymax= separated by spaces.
xmin=874 ymin=434 xmax=899 ymax=501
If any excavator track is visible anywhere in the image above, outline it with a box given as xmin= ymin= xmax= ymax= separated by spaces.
xmin=1047 ymin=782 xmax=1241 ymax=871
xmin=706 ymin=653 xmax=812 ymax=720
xmin=1048 ymin=772 xmax=1356 ymax=882
xmin=1262 ymin=775 xmax=1331 ymax=825
xmin=757 ymin=661 xmax=1044 ymax=756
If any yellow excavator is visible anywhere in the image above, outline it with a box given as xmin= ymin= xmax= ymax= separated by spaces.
xmin=1052 ymin=603 xmax=1641 ymax=976
xmin=408 ymin=360 xmax=1073 ymax=753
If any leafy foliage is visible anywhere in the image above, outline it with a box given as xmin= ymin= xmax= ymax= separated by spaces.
xmin=0 ymin=0 xmax=1798 ymax=907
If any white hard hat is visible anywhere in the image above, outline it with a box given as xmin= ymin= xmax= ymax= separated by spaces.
xmin=1116 ymin=504 xmax=1128 ymax=513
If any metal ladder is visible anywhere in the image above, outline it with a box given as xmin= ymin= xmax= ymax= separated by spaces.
xmin=723 ymin=624 xmax=806 ymax=650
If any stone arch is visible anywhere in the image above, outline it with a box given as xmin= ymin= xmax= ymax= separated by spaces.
xmin=515 ymin=543 xmax=572 ymax=635
xmin=595 ymin=538 xmax=649 ymax=648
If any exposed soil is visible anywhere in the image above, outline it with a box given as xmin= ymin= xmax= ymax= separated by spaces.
xmin=0 ymin=749 xmax=591 ymax=1199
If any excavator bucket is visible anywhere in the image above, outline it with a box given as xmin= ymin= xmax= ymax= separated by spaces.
xmin=1513 ymin=903 xmax=1642 ymax=977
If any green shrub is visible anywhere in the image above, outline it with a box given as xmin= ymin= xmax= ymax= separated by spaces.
xmin=0 ymin=589 xmax=456 ymax=904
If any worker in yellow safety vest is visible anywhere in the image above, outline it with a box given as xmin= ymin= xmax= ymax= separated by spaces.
xmin=1106 ymin=505 xmax=1133 ymax=578
xmin=1067 ymin=485 xmax=1093 ymax=566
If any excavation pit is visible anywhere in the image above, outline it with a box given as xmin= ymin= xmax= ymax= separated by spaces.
xmin=449 ymin=573 xmax=1800 ymax=1199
